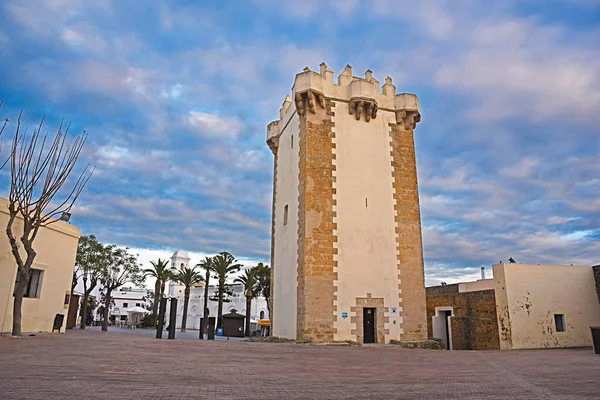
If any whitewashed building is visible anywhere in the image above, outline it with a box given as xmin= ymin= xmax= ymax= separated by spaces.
xmin=162 ymin=249 xmax=270 ymax=331
xmin=163 ymin=282 xmax=269 ymax=332
xmin=107 ymin=287 xmax=152 ymax=324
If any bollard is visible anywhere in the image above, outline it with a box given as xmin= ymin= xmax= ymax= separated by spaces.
xmin=156 ymin=298 xmax=167 ymax=339
xmin=168 ymin=298 xmax=177 ymax=340
xmin=207 ymin=317 xmax=216 ymax=340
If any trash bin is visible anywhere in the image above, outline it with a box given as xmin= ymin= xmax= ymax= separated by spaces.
xmin=591 ymin=326 xmax=600 ymax=354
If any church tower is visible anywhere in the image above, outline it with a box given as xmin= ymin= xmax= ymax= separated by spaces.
xmin=267 ymin=63 xmax=427 ymax=343
xmin=166 ymin=250 xmax=190 ymax=297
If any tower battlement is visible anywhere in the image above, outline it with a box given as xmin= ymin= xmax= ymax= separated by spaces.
xmin=267 ymin=62 xmax=421 ymax=153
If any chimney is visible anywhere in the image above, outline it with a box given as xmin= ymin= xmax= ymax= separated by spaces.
xmin=480 ymin=267 xmax=486 ymax=280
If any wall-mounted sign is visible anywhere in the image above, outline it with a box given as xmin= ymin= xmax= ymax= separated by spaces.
xmin=342 ymin=312 xmax=348 ymax=319
xmin=391 ymin=307 xmax=398 ymax=313
xmin=64 ymin=292 xmax=70 ymax=309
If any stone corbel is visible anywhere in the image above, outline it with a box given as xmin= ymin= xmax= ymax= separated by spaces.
xmin=396 ymin=110 xmax=421 ymax=130
xmin=294 ymin=90 xmax=326 ymax=116
xmin=349 ymin=99 xmax=378 ymax=122
xmin=267 ymin=136 xmax=280 ymax=155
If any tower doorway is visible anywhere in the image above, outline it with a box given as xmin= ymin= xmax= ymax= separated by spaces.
xmin=363 ymin=308 xmax=376 ymax=343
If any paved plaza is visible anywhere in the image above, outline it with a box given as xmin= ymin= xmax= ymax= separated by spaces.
xmin=0 ymin=329 xmax=599 ymax=399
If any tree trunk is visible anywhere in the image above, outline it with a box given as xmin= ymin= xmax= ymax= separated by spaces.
xmin=181 ymin=287 xmax=190 ymax=332
xmin=11 ymin=267 xmax=31 ymax=336
xmin=79 ymin=278 xmax=89 ymax=329
xmin=102 ymin=288 xmax=112 ymax=332
xmin=245 ymin=295 xmax=252 ymax=337
xmin=217 ymin=277 xmax=224 ymax=328
xmin=8 ymin=214 xmax=36 ymax=336
xmin=79 ymin=294 xmax=89 ymax=329
xmin=152 ymin=279 xmax=161 ymax=325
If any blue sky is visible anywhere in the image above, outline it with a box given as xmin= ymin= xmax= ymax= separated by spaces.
xmin=0 ymin=0 xmax=599 ymax=285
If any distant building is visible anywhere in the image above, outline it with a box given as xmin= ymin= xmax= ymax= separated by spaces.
xmin=163 ymin=282 xmax=269 ymax=333
xmin=0 ymin=196 xmax=80 ymax=333
xmin=105 ymin=287 xmax=152 ymax=325
xmin=427 ymin=263 xmax=600 ymax=350
xmin=166 ymin=249 xmax=191 ymax=297
xmin=161 ymin=249 xmax=270 ymax=332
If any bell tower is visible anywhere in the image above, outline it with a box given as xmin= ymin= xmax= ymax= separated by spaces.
xmin=267 ymin=63 xmax=427 ymax=343
xmin=167 ymin=250 xmax=190 ymax=297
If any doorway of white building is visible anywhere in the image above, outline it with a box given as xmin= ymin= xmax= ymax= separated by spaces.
xmin=432 ymin=307 xmax=453 ymax=350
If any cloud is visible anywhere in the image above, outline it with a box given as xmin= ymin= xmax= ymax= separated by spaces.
xmin=367 ymin=1 xmax=600 ymax=124
xmin=250 ymin=0 xmax=359 ymax=19
xmin=1 ymin=0 xmax=598 ymax=283
xmin=61 ymin=21 xmax=107 ymax=53
xmin=5 ymin=0 xmax=112 ymax=40
xmin=187 ymin=112 xmax=244 ymax=136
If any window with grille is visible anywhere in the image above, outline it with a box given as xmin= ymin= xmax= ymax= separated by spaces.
xmin=13 ymin=269 xmax=44 ymax=298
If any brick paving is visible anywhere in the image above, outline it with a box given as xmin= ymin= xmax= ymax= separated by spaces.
xmin=0 ymin=329 xmax=599 ymax=399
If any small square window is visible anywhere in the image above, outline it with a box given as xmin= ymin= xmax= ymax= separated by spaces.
xmin=554 ymin=314 xmax=565 ymax=332
xmin=136 ymin=303 xmax=141 ymax=307
xmin=123 ymin=303 xmax=129 ymax=308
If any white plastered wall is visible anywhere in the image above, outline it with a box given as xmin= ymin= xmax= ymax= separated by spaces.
xmin=332 ymin=104 xmax=401 ymax=343
xmin=494 ymin=263 xmax=600 ymax=349
xmin=272 ymin=113 xmax=300 ymax=339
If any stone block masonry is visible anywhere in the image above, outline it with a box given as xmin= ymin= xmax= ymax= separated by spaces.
xmin=296 ymin=102 xmax=337 ymax=342
xmin=426 ymin=284 xmax=501 ymax=350
xmin=390 ymin=123 xmax=428 ymax=341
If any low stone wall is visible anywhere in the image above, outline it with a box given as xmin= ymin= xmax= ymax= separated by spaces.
xmin=426 ymin=284 xmax=500 ymax=350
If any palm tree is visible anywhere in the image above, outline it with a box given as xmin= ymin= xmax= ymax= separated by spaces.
xmin=196 ymin=256 xmax=213 ymax=336
xmin=143 ymin=258 xmax=174 ymax=325
xmin=234 ymin=267 xmax=258 ymax=337
xmin=175 ymin=266 xmax=204 ymax=332
xmin=211 ymin=251 xmax=242 ymax=328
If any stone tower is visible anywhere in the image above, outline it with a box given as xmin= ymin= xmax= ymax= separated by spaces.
xmin=266 ymin=63 xmax=427 ymax=344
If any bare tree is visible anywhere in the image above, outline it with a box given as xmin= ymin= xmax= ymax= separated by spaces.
xmin=0 ymin=100 xmax=9 ymax=167
xmin=4 ymin=109 xmax=93 ymax=336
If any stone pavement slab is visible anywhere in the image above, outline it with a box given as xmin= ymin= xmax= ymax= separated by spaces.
xmin=0 ymin=329 xmax=598 ymax=399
